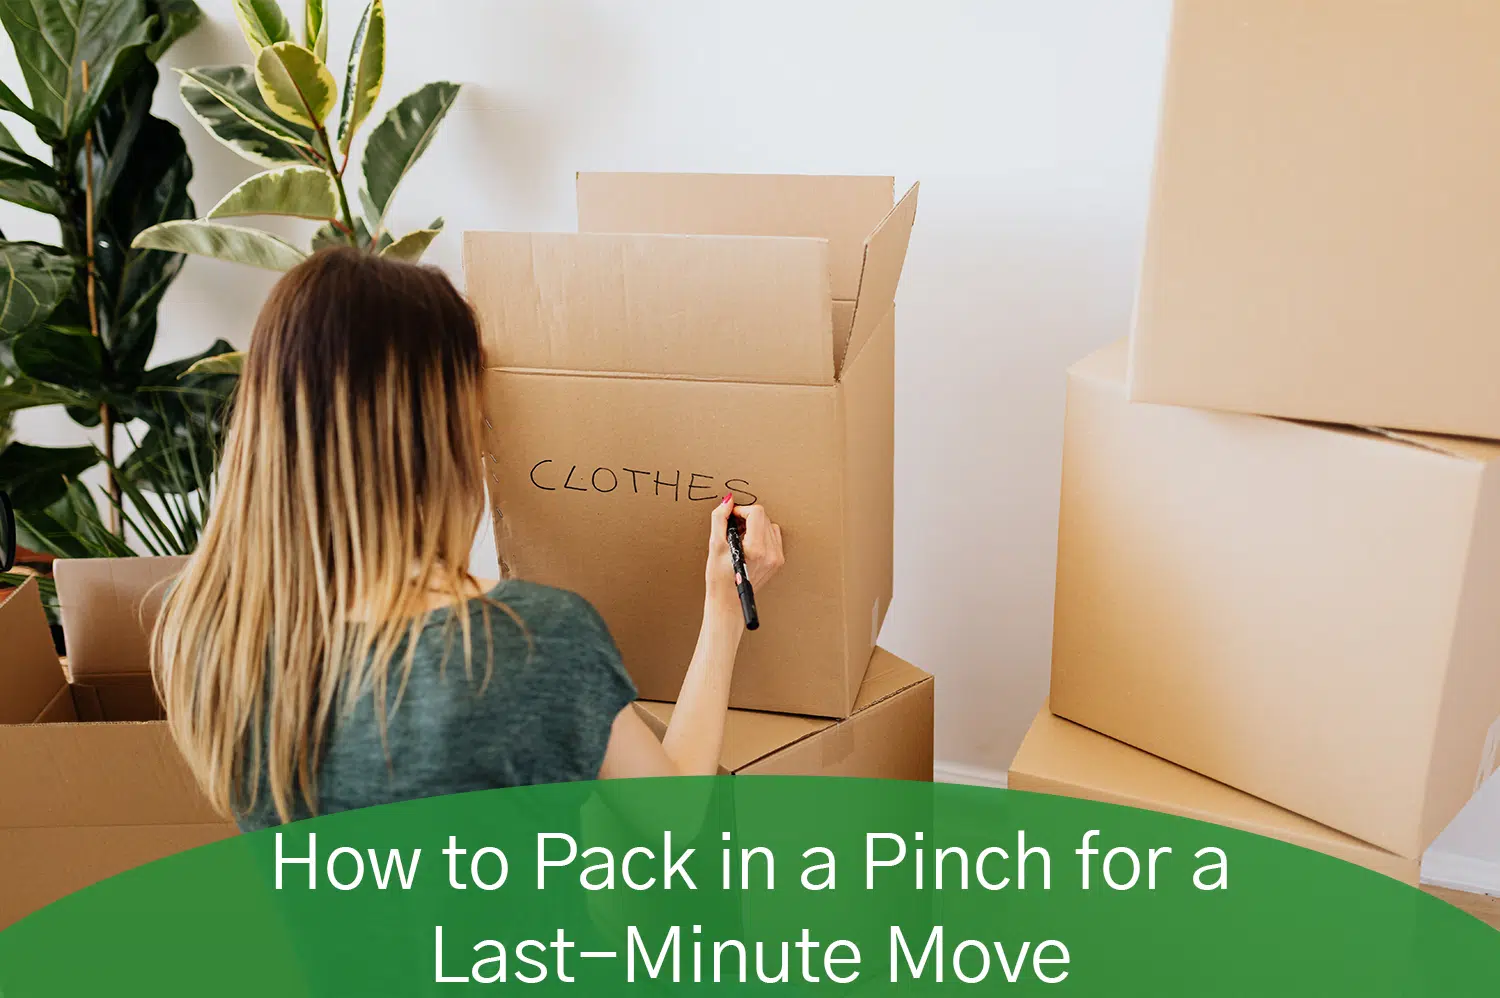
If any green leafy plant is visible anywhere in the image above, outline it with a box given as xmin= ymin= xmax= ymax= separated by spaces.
xmin=134 ymin=0 xmax=461 ymax=376
xmin=0 ymin=0 xmax=237 ymax=585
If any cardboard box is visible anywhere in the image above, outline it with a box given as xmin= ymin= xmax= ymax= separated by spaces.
xmin=1050 ymin=341 xmax=1500 ymax=858
xmin=1129 ymin=0 xmax=1500 ymax=438
xmin=1009 ymin=705 xmax=1419 ymax=885
xmin=632 ymin=647 xmax=933 ymax=778
xmin=0 ymin=566 xmax=235 ymax=931
xmin=466 ymin=173 xmax=918 ymax=718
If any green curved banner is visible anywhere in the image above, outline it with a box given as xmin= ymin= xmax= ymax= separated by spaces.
xmin=0 ymin=778 xmax=1495 ymax=994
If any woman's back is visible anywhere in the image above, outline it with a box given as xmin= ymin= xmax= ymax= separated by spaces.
xmin=237 ymin=580 xmax=635 ymax=831
xmin=153 ymin=247 xmax=783 ymax=827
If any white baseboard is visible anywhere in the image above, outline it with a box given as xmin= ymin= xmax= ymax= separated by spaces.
xmin=1420 ymin=850 xmax=1500 ymax=897
xmin=934 ymin=760 xmax=1008 ymax=788
xmin=929 ymin=761 xmax=1500 ymax=897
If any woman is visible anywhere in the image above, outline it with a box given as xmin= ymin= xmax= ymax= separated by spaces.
xmin=152 ymin=248 xmax=785 ymax=830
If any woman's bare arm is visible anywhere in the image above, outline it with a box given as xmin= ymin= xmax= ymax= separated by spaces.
xmin=598 ymin=498 xmax=784 ymax=778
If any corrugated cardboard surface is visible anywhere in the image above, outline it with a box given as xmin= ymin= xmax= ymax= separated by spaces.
xmin=1129 ymin=0 xmax=1500 ymax=438
xmin=0 ymin=581 xmax=68 ymax=724
xmin=484 ymin=370 xmax=853 ymax=715
xmin=465 ymin=231 xmax=835 ymax=384
xmin=843 ymin=185 xmax=919 ymax=374
xmin=1051 ymin=341 xmax=1500 ymax=858
xmin=634 ymin=647 xmax=934 ymax=780
xmin=838 ymin=312 xmax=896 ymax=710
xmin=471 ymin=174 xmax=916 ymax=718
xmin=54 ymin=555 xmax=185 ymax=678
xmin=1009 ymin=706 xmax=1419 ymax=885
xmin=0 ymin=569 xmax=236 ymax=932
xmin=576 ymin=172 xmax=894 ymax=302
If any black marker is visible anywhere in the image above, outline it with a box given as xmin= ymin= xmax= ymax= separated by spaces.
xmin=725 ymin=509 xmax=759 ymax=631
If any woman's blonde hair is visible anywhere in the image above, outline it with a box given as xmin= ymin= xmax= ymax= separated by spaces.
xmin=153 ymin=247 xmax=491 ymax=823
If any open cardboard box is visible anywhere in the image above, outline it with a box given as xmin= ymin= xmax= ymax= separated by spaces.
xmin=1009 ymin=704 xmax=1418 ymax=885
xmin=0 ymin=561 xmax=235 ymax=931
xmin=632 ymin=647 xmax=934 ymax=779
xmin=466 ymin=173 xmax=919 ymax=719
xmin=1051 ymin=341 xmax=1500 ymax=859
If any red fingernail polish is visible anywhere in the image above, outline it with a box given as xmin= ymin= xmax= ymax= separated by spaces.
xmin=721 ymin=494 xmax=733 ymax=505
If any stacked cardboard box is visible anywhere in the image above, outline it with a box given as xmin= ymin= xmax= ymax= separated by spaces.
xmin=464 ymin=172 xmax=935 ymax=777
xmin=634 ymin=649 xmax=934 ymax=780
xmin=1018 ymin=0 xmax=1500 ymax=880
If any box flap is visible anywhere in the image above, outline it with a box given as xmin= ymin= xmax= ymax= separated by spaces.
xmin=843 ymin=183 xmax=919 ymax=373
xmin=34 ymin=685 xmax=77 ymax=723
xmin=851 ymin=647 xmax=929 ymax=712
xmin=0 ymin=719 xmax=222 ymax=828
xmin=465 ymin=231 xmax=835 ymax=385
xmin=0 ymin=579 xmax=67 ymax=725
xmin=633 ymin=648 xmax=928 ymax=772
xmin=576 ymin=172 xmax=895 ymax=302
xmin=633 ymin=699 xmax=832 ymax=773
xmin=54 ymin=555 xmax=187 ymax=678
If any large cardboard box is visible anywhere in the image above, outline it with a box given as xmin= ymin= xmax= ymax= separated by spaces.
xmin=1129 ymin=0 xmax=1500 ymax=438
xmin=633 ymin=647 xmax=933 ymax=779
xmin=0 ymin=567 xmax=236 ymax=931
xmin=1009 ymin=705 xmax=1418 ymax=885
xmin=1050 ymin=341 xmax=1500 ymax=859
xmin=466 ymin=173 xmax=918 ymax=719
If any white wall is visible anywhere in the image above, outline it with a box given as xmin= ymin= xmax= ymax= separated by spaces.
xmin=4 ymin=0 xmax=1494 ymax=885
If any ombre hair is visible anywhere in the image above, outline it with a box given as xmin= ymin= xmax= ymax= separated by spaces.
xmin=153 ymin=247 xmax=492 ymax=823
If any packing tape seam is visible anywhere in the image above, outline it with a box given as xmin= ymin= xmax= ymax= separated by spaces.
xmin=820 ymin=722 xmax=855 ymax=770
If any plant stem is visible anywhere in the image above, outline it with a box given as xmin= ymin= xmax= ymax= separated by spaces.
xmin=81 ymin=60 xmax=121 ymax=538
xmin=317 ymin=127 xmax=359 ymax=246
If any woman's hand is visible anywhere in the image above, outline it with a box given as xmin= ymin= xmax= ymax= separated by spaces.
xmin=705 ymin=495 xmax=784 ymax=618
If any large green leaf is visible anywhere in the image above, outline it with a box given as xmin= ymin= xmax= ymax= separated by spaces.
xmin=85 ymin=64 xmax=197 ymax=378
xmin=0 ymin=442 xmax=99 ymax=512
xmin=0 ymin=0 xmax=157 ymax=141
xmin=336 ymin=0 xmax=384 ymax=156
xmin=0 ymin=120 xmax=64 ymax=215
xmin=182 ymin=351 xmax=244 ymax=377
xmin=255 ymin=41 xmax=336 ymax=128
xmin=0 ymin=78 xmax=50 ymax=135
xmin=208 ymin=165 xmax=338 ymax=221
xmin=361 ymin=81 xmax=461 ymax=226
xmin=0 ymin=378 xmax=94 ymax=415
xmin=11 ymin=326 xmax=104 ymax=387
xmin=14 ymin=480 xmax=117 ymax=558
xmin=179 ymin=65 xmax=317 ymax=166
xmin=232 ymin=0 xmax=290 ymax=55
xmin=145 ymin=0 xmax=203 ymax=61
xmin=380 ymin=218 xmax=444 ymax=263
xmin=304 ymin=0 xmax=326 ymax=62
xmin=0 ymin=178 xmax=66 ymax=216
xmin=133 ymin=220 xmax=307 ymax=271
xmin=0 ymin=242 xmax=75 ymax=337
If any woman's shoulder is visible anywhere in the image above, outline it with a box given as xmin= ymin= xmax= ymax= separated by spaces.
xmin=472 ymin=580 xmax=633 ymax=698
xmin=478 ymin=579 xmax=613 ymax=642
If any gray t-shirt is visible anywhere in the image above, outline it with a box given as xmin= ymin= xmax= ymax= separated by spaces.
xmin=236 ymin=580 xmax=637 ymax=831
